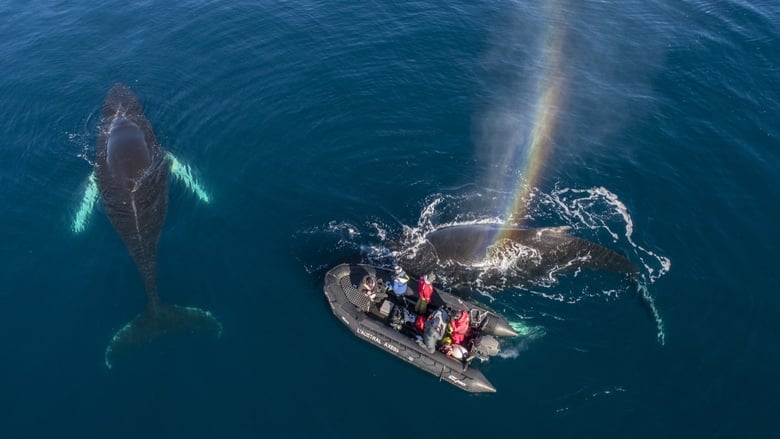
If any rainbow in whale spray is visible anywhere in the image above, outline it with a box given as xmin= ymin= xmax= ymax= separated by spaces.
xmin=501 ymin=16 xmax=565 ymax=226
xmin=479 ymin=2 xmax=666 ymax=345
xmin=474 ymin=0 xmax=568 ymax=228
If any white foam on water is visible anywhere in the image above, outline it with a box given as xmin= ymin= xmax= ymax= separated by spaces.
xmin=539 ymin=186 xmax=669 ymax=344
xmin=497 ymin=343 xmax=526 ymax=359
xmin=323 ymin=220 xmax=360 ymax=237
xmin=543 ymin=186 xmax=671 ymax=284
xmin=485 ymin=239 xmax=542 ymax=272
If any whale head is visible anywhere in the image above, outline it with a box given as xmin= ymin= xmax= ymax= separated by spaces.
xmin=106 ymin=116 xmax=151 ymax=183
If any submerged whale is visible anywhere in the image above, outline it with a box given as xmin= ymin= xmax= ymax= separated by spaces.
xmin=94 ymin=84 xmax=221 ymax=368
xmin=396 ymin=224 xmax=637 ymax=283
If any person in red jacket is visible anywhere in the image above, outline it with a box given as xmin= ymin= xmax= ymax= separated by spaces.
xmin=415 ymin=273 xmax=435 ymax=315
xmin=449 ymin=309 xmax=471 ymax=345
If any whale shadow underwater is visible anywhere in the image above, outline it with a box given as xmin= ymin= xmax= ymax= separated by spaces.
xmin=394 ymin=223 xmax=665 ymax=344
xmin=76 ymin=83 xmax=222 ymax=368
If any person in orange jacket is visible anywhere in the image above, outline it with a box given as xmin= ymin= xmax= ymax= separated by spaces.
xmin=415 ymin=273 xmax=435 ymax=315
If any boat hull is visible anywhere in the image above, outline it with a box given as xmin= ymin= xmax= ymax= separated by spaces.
xmin=324 ymin=263 xmax=515 ymax=393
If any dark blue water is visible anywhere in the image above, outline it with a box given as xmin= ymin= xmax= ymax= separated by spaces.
xmin=1 ymin=0 xmax=778 ymax=437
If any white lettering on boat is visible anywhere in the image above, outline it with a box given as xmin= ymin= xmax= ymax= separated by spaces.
xmin=357 ymin=327 xmax=399 ymax=353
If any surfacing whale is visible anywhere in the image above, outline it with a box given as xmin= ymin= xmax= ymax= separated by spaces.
xmin=94 ymin=83 xmax=221 ymax=368
xmin=397 ymin=224 xmax=637 ymax=281
xmin=395 ymin=223 xmax=665 ymax=344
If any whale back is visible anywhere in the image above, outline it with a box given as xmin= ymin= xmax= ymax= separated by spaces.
xmin=401 ymin=224 xmax=637 ymax=282
xmin=94 ymin=83 xmax=169 ymax=298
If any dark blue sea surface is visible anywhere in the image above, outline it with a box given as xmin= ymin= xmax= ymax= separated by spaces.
xmin=1 ymin=0 xmax=778 ymax=437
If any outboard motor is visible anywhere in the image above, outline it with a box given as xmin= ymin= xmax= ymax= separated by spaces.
xmin=470 ymin=335 xmax=501 ymax=362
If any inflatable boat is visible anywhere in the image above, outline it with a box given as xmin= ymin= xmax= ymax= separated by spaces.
xmin=323 ymin=263 xmax=517 ymax=393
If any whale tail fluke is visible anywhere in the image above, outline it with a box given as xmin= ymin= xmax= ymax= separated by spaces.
xmin=104 ymin=302 xmax=223 ymax=369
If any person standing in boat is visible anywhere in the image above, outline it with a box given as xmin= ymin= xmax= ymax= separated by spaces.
xmin=415 ymin=273 xmax=435 ymax=315
xmin=390 ymin=265 xmax=410 ymax=306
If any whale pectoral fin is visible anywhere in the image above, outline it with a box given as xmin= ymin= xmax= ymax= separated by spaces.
xmin=166 ymin=152 xmax=211 ymax=204
xmin=104 ymin=302 xmax=223 ymax=369
xmin=635 ymin=282 xmax=666 ymax=346
xmin=72 ymin=171 xmax=99 ymax=233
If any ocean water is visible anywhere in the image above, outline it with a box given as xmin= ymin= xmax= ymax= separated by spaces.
xmin=1 ymin=0 xmax=778 ymax=437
